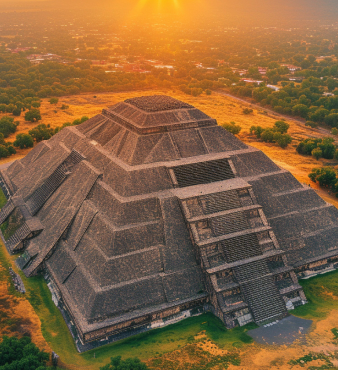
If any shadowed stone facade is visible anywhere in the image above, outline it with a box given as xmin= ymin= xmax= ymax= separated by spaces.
xmin=1 ymin=95 xmax=338 ymax=346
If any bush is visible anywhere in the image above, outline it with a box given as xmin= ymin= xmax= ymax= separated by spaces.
xmin=305 ymin=121 xmax=318 ymax=128
xmin=14 ymin=133 xmax=34 ymax=149
xmin=331 ymin=128 xmax=338 ymax=135
xmin=206 ymin=89 xmax=212 ymax=95
xmin=261 ymin=129 xmax=275 ymax=143
xmin=242 ymin=108 xmax=253 ymax=115
xmin=221 ymin=121 xmax=242 ymax=135
xmin=0 ymin=116 xmax=17 ymax=137
xmin=297 ymin=137 xmax=336 ymax=158
xmin=309 ymin=167 xmax=337 ymax=188
xmin=250 ymin=125 xmax=264 ymax=138
xmin=49 ymin=97 xmax=59 ymax=104
xmin=61 ymin=104 xmax=69 ymax=110
xmin=0 ymin=145 xmax=9 ymax=158
xmin=29 ymin=124 xmax=54 ymax=142
xmin=24 ymin=108 xmax=41 ymax=122
xmin=274 ymin=120 xmax=290 ymax=134
xmin=311 ymin=147 xmax=323 ymax=160
xmin=0 ymin=335 xmax=49 ymax=370
xmin=100 ymin=356 xmax=149 ymax=370
xmin=274 ymin=132 xmax=292 ymax=148
xmin=12 ymin=107 xmax=21 ymax=116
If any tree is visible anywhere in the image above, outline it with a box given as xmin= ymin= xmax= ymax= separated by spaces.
xmin=305 ymin=121 xmax=318 ymax=128
xmin=331 ymin=128 xmax=338 ymax=135
xmin=49 ymin=97 xmax=59 ymax=104
xmin=250 ymin=125 xmax=264 ymax=138
xmin=0 ymin=117 xmax=17 ymax=137
xmin=25 ymin=109 xmax=41 ymax=122
xmin=274 ymin=120 xmax=290 ymax=134
xmin=0 ymin=145 xmax=9 ymax=158
xmin=100 ymin=356 xmax=149 ymax=370
xmin=260 ymin=129 xmax=275 ymax=143
xmin=14 ymin=134 xmax=34 ymax=149
xmin=221 ymin=122 xmax=241 ymax=135
xmin=29 ymin=124 xmax=54 ymax=142
xmin=318 ymin=137 xmax=336 ymax=159
xmin=292 ymin=104 xmax=309 ymax=118
xmin=273 ymin=132 xmax=292 ymax=148
xmin=309 ymin=167 xmax=337 ymax=188
xmin=0 ymin=336 xmax=49 ymax=370
xmin=311 ymin=147 xmax=322 ymax=160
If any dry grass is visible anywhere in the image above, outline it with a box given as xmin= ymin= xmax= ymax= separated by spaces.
xmin=2 ymin=88 xmax=337 ymax=206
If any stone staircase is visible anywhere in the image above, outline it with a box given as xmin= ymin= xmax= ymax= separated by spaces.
xmin=172 ymin=159 xmax=235 ymax=188
xmin=241 ymin=275 xmax=287 ymax=323
xmin=6 ymin=222 xmax=31 ymax=253
xmin=0 ymin=200 xmax=14 ymax=225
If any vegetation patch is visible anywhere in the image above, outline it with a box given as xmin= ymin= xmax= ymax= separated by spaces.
xmin=293 ymin=269 xmax=338 ymax=319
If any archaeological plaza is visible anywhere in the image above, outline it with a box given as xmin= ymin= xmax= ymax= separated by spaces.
xmin=0 ymin=95 xmax=338 ymax=349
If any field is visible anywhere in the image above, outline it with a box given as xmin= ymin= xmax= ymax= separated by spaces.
xmin=1 ymin=90 xmax=338 ymax=369
xmin=2 ymin=88 xmax=338 ymax=206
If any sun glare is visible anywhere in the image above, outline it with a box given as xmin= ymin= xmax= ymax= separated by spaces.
xmin=134 ymin=0 xmax=181 ymax=14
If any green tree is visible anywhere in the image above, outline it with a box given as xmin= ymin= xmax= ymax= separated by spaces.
xmin=292 ymin=104 xmax=309 ymax=118
xmin=100 ymin=356 xmax=149 ymax=370
xmin=305 ymin=121 xmax=318 ymax=128
xmin=331 ymin=128 xmax=338 ymax=135
xmin=311 ymin=147 xmax=322 ymax=160
xmin=309 ymin=167 xmax=337 ymax=188
xmin=260 ymin=129 xmax=275 ymax=143
xmin=25 ymin=109 xmax=41 ymax=122
xmin=13 ymin=134 xmax=34 ymax=149
xmin=29 ymin=124 xmax=54 ymax=142
xmin=273 ymin=132 xmax=292 ymax=148
xmin=49 ymin=97 xmax=59 ymax=104
xmin=221 ymin=122 xmax=241 ymax=135
xmin=274 ymin=120 xmax=290 ymax=134
xmin=0 ymin=117 xmax=17 ymax=138
xmin=0 ymin=336 xmax=49 ymax=370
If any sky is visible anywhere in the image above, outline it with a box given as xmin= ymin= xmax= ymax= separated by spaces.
xmin=1 ymin=0 xmax=338 ymax=24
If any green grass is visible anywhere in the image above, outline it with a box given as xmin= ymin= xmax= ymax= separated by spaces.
xmin=292 ymin=269 xmax=338 ymax=320
xmin=0 ymin=187 xmax=7 ymax=209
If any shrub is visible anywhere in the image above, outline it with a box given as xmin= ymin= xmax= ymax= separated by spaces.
xmin=274 ymin=120 xmax=289 ymax=134
xmin=14 ymin=133 xmax=34 ymax=149
xmin=331 ymin=128 xmax=338 ymax=135
xmin=61 ymin=104 xmax=69 ymax=110
xmin=261 ymin=129 xmax=275 ymax=143
xmin=309 ymin=167 xmax=337 ymax=188
xmin=250 ymin=125 xmax=264 ymax=138
xmin=0 ymin=145 xmax=9 ymax=158
xmin=305 ymin=121 xmax=318 ymax=128
xmin=29 ymin=124 xmax=54 ymax=142
xmin=0 ymin=116 xmax=17 ymax=137
xmin=12 ymin=107 xmax=21 ymax=116
xmin=311 ymin=147 xmax=323 ymax=160
xmin=222 ymin=121 xmax=242 ymax=135
xmin=274 ymin=132 xmax=292 ymax=148
xmin=242 ymin=108 xmax=253 ymax=115
xmin=0 ymin=335 xmax=49 ymax=370
xmin=24 ymin=108 xmax=41 ymax=122
xmin=49 ymin=97 xmax=59 ymax=104
xmin=206 ymin=89 xmax=212 ymax=95
xmin=100 ymin=356 xmax=149 ymax=370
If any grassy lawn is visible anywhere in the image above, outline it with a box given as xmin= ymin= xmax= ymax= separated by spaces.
xmin=293 ymin=269 xmax=338 ymax=320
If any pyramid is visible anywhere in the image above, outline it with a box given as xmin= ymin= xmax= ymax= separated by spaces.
xmin=1 ymin=95 xmax=337 ymax=347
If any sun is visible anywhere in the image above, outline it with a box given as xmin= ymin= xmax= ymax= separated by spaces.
xmin=134 ymin=0 xmax=181 ymax=14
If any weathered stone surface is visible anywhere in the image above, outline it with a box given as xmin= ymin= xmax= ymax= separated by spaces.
xmin=1 ymin=95 xmax=337 ymax=345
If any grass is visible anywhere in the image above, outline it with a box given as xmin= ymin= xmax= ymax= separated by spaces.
xmin=0 ymin=187 xmax=7 ymax=209
xmin=292 ymin=269 xmax=338 ymax=320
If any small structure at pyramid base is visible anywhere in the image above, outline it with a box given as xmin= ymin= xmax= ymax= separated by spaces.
xmin=0 ymin=95 xmax=337 ymax=349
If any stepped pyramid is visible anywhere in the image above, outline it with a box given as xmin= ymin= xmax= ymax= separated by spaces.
xmin=1 ymin=95 xmax=338 ymax=346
